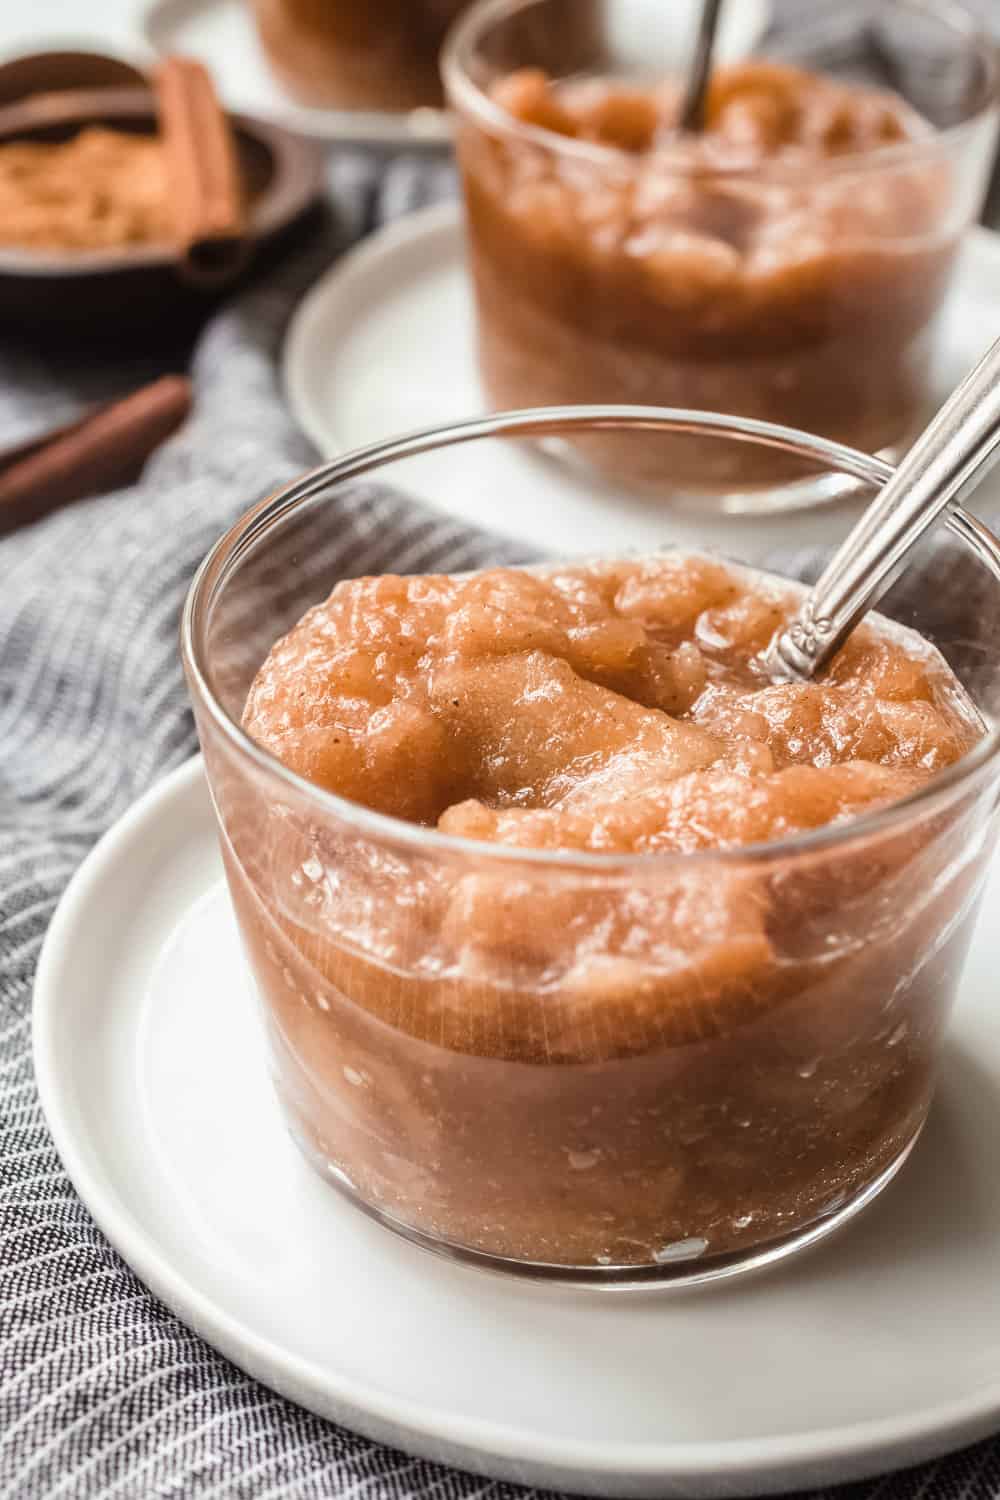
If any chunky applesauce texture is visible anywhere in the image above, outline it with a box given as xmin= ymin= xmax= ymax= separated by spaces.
xmin=233 ymin=557 xmax=985 ymax=1268
xmin=457 ymin=61 xmax=958 ymax=489
xmin=244 ymin=555 xmax=977 ymax=850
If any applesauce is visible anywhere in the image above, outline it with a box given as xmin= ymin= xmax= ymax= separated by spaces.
xmin=251 ymin=0 xmax=469 ymax=111
xmin=230 ymin=554 xmax=988 ymax=1270
xmin=444 ymin=36 xmax=997 ymax=501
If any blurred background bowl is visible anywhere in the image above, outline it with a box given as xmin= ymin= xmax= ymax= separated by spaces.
xmin=0 ymin=58 xmax=323 ymax=344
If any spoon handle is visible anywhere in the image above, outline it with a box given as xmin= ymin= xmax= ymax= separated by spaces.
xmin=765 ymin=334 xmax=1000 ymax=681
xmin=678 ymin=0 xmax=724 ymax=132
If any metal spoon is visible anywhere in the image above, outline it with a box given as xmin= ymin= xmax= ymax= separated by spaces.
xmin=761 ymin=334 xmax=1000 ymax=683
xmin=678 ymin=0 xmax=725 ymax=132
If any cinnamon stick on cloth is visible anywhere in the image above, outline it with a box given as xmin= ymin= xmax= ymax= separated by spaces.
xmin=0 ymin=374 xmax=192 ymax=536
xmin=154 ymin=56 xmax=247 ymax=285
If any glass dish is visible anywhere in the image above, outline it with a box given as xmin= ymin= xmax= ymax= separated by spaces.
xmin=443 ymin=0 xmax=1000 ymax=512
xmin=182 ymin=406 xmax=1000 ymax=1286
xmin=250 ymin=0 xmax=471 ymax=113
xmin=237 ymin=0 xmax=767 ymax=146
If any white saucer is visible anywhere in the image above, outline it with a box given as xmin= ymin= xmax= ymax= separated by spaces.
xmin=142 ymin=0 xmax=449 ymax=147
xmin=33 ymin=756 xmax=1000 ymax=1495
xmin=142 ymin=0 xmax=768 ymax=148
xmin=284 ymin=205 xmax=1000 ymax=563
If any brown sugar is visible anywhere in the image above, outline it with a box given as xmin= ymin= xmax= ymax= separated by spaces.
xmin=0 ymin=128 xmax=171 ymax=251
xmin=230 ymin=556 xmax=987 ymax=1269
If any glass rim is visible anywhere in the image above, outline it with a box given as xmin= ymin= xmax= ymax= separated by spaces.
xmin=181 ymin=404 xmax=1000 ymax=873
xmin=441 ymin=0 xmax=1000 ymax=180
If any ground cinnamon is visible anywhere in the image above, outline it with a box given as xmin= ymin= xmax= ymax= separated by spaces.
xmin=0 ymin=127 xmax=170 ymax=249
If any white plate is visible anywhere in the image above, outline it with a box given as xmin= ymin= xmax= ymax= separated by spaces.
xmin=33 ymin=755 xmax=1000 ymax=1496
xmin=284 ymin=204 xmax=1000 ymax=563
xmin=142 ymin=0 xmax=769 ymax=147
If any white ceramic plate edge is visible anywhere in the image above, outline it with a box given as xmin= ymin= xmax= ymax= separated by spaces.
xmin=31 ymin=755 xmax=1000 ymax=1494
xmin=140 ymin=0 xmax=450 ymax=146
xmin=283 ymin=200 xmax=470 ymax=458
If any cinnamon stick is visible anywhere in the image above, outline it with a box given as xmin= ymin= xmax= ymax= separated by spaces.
xmin=0 ymin=375 xmax=192 ymax=536
xmin=153 ymin=57 xmax=246 ymax=286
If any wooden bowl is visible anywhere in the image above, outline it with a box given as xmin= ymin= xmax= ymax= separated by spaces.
xmin=0 ymin=83 xmax=324 ymax=341
xmin=0 ymin=47 xmax=148 ymax=107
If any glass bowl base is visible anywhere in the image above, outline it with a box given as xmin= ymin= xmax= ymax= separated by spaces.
xmin=288 ymin=1124 xmax=921 ymax=1290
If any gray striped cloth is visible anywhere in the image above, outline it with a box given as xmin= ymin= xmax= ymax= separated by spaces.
xmin=2 ymin=143 xmax=1000 ymax=1500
